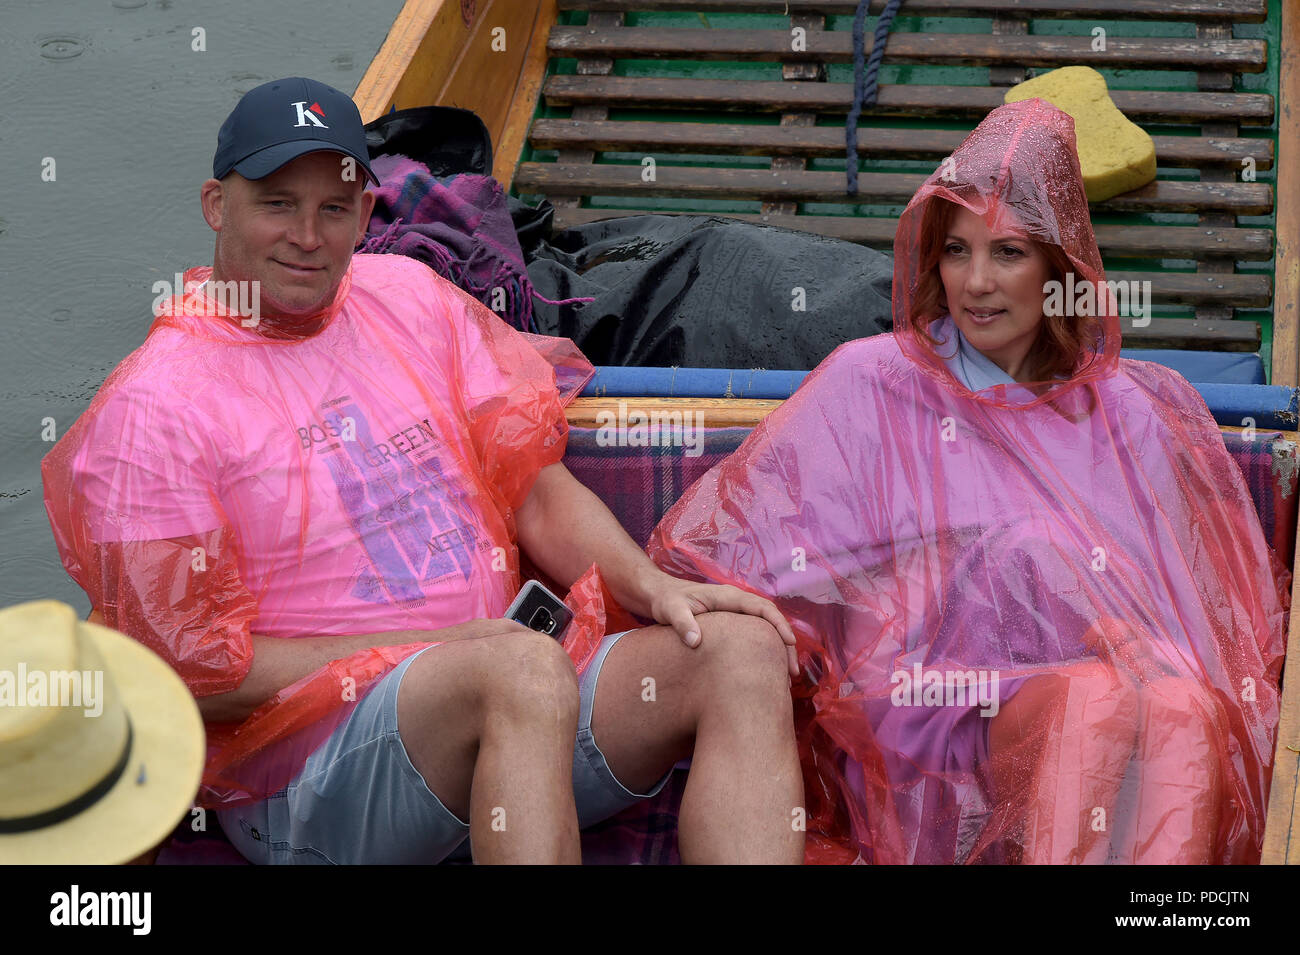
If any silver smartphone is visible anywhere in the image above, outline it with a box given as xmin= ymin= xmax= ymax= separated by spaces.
xmin=504 ymin=580 xmax=574 ymax=640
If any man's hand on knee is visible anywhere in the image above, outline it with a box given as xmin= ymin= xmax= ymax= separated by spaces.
xmin=643 ymin=574 xmax=798 ymax=678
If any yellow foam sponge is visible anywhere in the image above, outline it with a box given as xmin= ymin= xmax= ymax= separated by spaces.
xmin=1003 ymin=66 xmax=1156 ymax=202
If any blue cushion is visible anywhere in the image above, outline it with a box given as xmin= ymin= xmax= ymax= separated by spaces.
xmin=580 ymin=364 xmax=1296 ymax=428
xmin=1120 ymin=349 xmax=1265 ymax=385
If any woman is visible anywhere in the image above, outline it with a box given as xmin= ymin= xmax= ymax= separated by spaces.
xmin=648 ymin=99 xmax=1286 ymax=864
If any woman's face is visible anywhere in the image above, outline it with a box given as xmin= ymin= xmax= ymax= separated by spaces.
xmin=938 ymin=205 xmax=1053 ymax=382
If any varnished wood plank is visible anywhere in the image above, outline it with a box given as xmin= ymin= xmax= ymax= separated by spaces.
xmin=566 ymin=397 xmax=781 ymax=428
xmin=1270 ymin=0 xmax=1300 ymax=390
xmin=1218 ymin=425 xmax=1300 ymax=440
xmin=528 ymin=118 xmax=1274 ymax=169
xmin=1262 ymin=0 xmax=1300 ymax=868
xmin=550 ymin=206 xmax=1274 ymax=260
xmin=429 ymin=0 xmax=545 ymax=160
xmin=354 ymin=0 xmax=541 ymax=162
xmin=543 ymin=75 xmax=1276 ymax=125
xmin=495 ymin=0 xmax=558 ymax=188
xmin=355 ymin=0 xmax=458 ymax=121
xmin=559 ymin=0 xmax=1267 ymax=22
xmin=547 ymin=26 xmax=1268 ymax=72
xmin=1119 ymin=317 xmax=1259 ymax=349
xmin=1100 ymin=179 xmax=1272 ymax=216
xmin=515 ymin=162 xmax=1273 ymax=214
xmin=1109 ymin=271 xmax=1271 ymax=308
xmin=1265 ymin=539 xmax=1300 ymax=864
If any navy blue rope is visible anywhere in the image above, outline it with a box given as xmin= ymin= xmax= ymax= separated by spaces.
xmin=846 ymin=0 xmax=905 ymax=195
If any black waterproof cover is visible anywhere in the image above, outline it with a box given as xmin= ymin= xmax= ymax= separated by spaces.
xmin=523 ymin=213 xmax=894 ymax=369
xmin=365 ymin=105 xmax=493 ymax=177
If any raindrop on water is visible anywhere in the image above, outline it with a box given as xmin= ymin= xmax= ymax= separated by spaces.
xmin=38 ymin=36 xmax=86 ymax=60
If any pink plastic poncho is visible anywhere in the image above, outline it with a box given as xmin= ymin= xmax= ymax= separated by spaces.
xmin=649 ymin=99 xmax=1288 ymax=864
xmin=42 ymin=253 xmax=596 ymax=807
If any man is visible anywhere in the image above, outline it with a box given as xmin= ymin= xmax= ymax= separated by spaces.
xmin=42 ymin=78 xmax=802 ymax=864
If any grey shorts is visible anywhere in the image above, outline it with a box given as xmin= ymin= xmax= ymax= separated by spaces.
xmin=217 ymin=629 xmax=669 ymax=864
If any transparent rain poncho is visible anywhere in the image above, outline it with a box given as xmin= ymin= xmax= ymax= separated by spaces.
xmin=42 ymin=254 xmax=596 ymax=807
xmin=650 ymin=99 xmax=1288 ymax=863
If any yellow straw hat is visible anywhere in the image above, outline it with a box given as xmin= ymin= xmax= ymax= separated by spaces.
xmin=0 ymin=600 xmax=204 ymax=864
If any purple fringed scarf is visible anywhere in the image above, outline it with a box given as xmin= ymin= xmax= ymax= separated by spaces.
xmin=361 ymin=154 xmax=589 ymax=332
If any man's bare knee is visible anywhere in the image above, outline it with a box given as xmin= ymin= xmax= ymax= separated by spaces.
xmin=478 ymin=628 xmax=580 ymax=727
xmin=695 ymin=612 xmax=789 ymax=698
xmin=398 ymin=627 xmax=576 ymax=729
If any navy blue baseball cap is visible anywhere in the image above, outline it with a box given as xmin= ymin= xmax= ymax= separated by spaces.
xmin=213 ymin=77 xmax=380 ymax=186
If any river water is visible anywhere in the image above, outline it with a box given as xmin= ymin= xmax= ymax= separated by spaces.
xmin=0 ymin=0 xmax=406 ymax=612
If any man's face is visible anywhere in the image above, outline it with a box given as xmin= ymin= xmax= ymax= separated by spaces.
xmin=201 ymin=150 xmax=376 ymax=318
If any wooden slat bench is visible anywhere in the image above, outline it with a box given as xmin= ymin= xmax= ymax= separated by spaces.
xmin=517 ymin=0 xmax=1277 ymax=353
xmin=540 ymin=74 xmax=1276 ymax=123
xmin=529 ymin=117 xmax=1275 ymax=169
xmin=546 ymin=25 xmax=1267 ymax=71
xmin=516 ymin=163 xmax=1273 ymax=214
xmin=549 ymin=204 xmax=1274 ymax=259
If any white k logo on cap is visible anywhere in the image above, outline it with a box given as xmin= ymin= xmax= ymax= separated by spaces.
xmin=292 ymin=101 xmax=329 ymax=129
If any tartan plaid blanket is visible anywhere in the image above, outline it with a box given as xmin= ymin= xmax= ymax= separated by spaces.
xmin=1221 ymin=429 xmax=1299 ymax=568
xmin=361 ymin=154 xmax=589 ymax=331
xmin=561 ymin=426 xmax=752 ymax=549
xmin=562 ymin=425 xmax=1299 ymax=564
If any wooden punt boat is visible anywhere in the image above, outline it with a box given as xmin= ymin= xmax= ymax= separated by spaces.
xmin=353 ymin=0 xmax=1300 ymax=863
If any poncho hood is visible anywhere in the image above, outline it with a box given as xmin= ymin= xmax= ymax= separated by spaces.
xmin=893 ymin=98 xmax=1119 ymax=408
